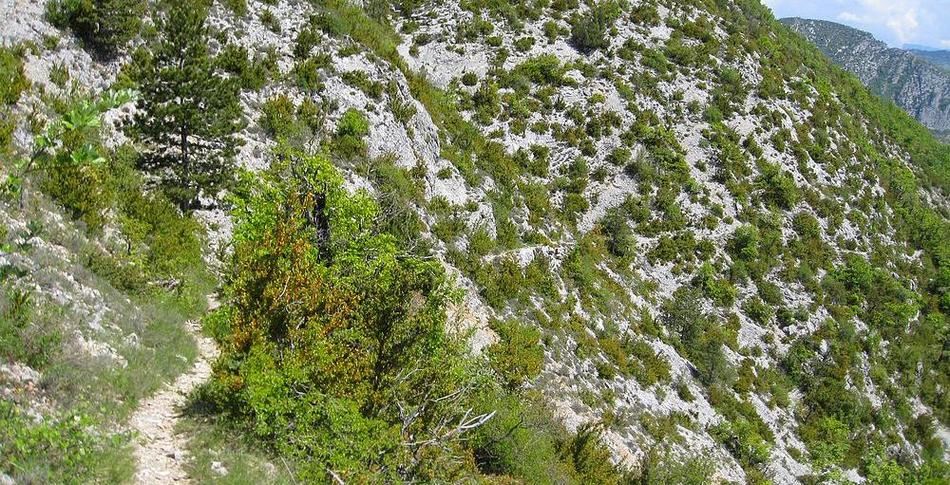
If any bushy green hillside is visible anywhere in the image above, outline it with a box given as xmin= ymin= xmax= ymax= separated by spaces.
xmin=1 ymin=0 xmax=948 ymax=483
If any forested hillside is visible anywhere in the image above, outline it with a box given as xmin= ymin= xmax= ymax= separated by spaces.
xmin=1 ymin=0 xmax=948 ymax=484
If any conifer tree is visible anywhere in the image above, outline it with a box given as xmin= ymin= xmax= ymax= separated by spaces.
xmin=129 ymin=0 xmax=243 ymax=209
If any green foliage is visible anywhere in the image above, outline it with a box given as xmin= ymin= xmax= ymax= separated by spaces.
xmin=216 ymin=43 xmax=277 ymax=91
xmin=487 ymin=318 xmax=544 ymax=389
xmin=600 ymin=207 xmax=635 ymax=258
xmin=0 ymin=399 xmax=128 ymax=484
xmin=332 ymin=108 xmax=370 ymax=158
xmin=662 ymin=288 xmax=736 ymax=386
xmin=203 ymin=152 xmax=486 ymax=482
xmin=109 ymin=146 xmax=205 ymax=280
xmin=512 ymin=54 xmax=566 ymax=85
xmin=221 ymin=0 xmax=247 ymax=17
xmin=800 ymin=416 xmax=850 ymax=468
xmin=570 ymin=2 xmax=620 ymax=53
xmin=629 ymin=445 xmax=712 ymax=484
xmin=5 ymin=90 xmax=134 ymax=231
xmin=756 ymin=162 xmax=799 ymax=209
xmin=258 ymin=95 xmax=297 ymax=139
xmin=0 ymin=46 xmax=29 ymax=105
xmin=471 ymin=391 xmax=626 ymax=484
xmin=46 ymin=0 xmax=143 ymax=56
xmin=292 ymin=54 xmax=330 ymax=92
xmin=0 ymin=287 xmax=61 ymax=369
xmin=694 ymin=262 xmax=738 ymax=307
xmin=128 ymin=0 xmax=243 ymax=209
xmin=600 ymin=334 xmax=672 ymax=387
xmin=711 ymin=417 xmax=771 ymax=469
xmin=342 ymin=70 xmax=385 ymax=99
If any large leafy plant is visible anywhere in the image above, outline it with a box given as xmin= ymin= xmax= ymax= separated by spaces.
xmin=2 ymin=89 xmax=136 ymax=209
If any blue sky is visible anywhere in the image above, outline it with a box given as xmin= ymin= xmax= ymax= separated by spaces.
xmin=763 ymin=0 xmax=950 ymax=49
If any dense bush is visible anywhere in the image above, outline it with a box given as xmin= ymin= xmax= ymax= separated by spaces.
xmin=332 ymin=108 xmax=371 ymax=158
xmin=0 ymin=47 xmax=29 ymax=106
xmin=756 ymin=162 xmax=799 ymax=209
xmin=663 ymin=288 xmax=735 ymax=386
xmin=202 ymin=153 xmax=483 ymax=482
xmin=570 ymin=2 xmax=621 ymax=53
xmin=199 ymin=151 xmax=631 ymax=482
xmin=487 ymin=318 xmax=544 ymax=389
xmin=216 ymin=43 xmax=277 ymax=91
xmin=0 ymin=400 xmax=123 ymax=483
xmin=258 ymin=95 xmax=297 ymax=139
xmin=46 ymin=0 xmax=144 ymax=56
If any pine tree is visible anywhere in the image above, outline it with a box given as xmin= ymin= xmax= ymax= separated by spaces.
xmin=129 ymin=0 xmax=243 ymax=209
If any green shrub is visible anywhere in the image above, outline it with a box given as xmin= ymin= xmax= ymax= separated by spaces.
xmin=756 ymin=162 xmax=799 ymax=209
xmin=800 ymin=416 xmax=850 ymax=468
xmin=0 ymin=47 xmax=29 ymax=105
xmin=0 ymin=400 xmax=125 ymax=484
xmin=110 ymin=149 xmax=205 ymax=280
xmin=41 ymin=162 xmax=111 ymax=232
xmin=258 ymin=8 xmax=280 ymax=33
xmin=342 ymin=70 xmax=385 ymax=99
xmin=742 ymin=297 xmax=773 ymax=325
xmin=216 ymin=43 xmax=276 ymax=91
xmin=221 ymin=0 xmax=247 ymax=17
xmin=202 ymin=153 xmax=486 ymax=482
xmin=293 ymin=55 xmax=330 ymax=92
xmin=711 ymin=418 xmax=771 ymax=469
xmin=512 ymin=54 xmax=565 ymax=86
xmin=332 ymin=108 xmax=370 ymax=158
xmin=46 ymin=0 xmax=144 ymax=56
xmin=258 ymin=95 xmax=297 ymax=139
xmin=570 ymin=2 xmax=620 ymax=53
xmin=35 ymin=92 xmax=135 ymax=231
xmin=471 ymin=391 xmax=626 ymax=484
xmin=600 ymin=208 xmax=635 ymax=258
xmin=487 ymin=318 xmax=544 ymax=389
xmin=0 ymin=288 xmax=61 ymax=369
xmin=694 ymin=262 xmax=738 ymax=307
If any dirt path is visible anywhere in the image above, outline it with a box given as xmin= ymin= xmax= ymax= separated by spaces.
xmin=128 ymin=318 xmax=219 ymax=484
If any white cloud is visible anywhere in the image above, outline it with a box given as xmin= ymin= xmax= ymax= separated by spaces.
xmin=771 ymin=0 xmax=950 ymax=48
xmin=835 ymin=0 xmax=922 ymax=43
xmin=837 ymin=11 xmax=862 ymax=23
xmin=941 ymin=39 xmax=950 ymax=48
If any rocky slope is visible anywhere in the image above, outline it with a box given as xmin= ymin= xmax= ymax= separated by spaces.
xmin=908 ymin=49 xmax=950 ymax=71
xmin=781 ymin=17 xmax=950 ymax=141
xmin=2 ymin=0 xmax=948 ymax=483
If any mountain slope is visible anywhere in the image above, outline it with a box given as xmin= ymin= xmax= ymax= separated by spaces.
xmin=909 ymin=49 xmax=950 ymax=71
xmin=781 ymin=17 xmax=950 ymax=140
xmin=1 ymin=0 xmax=948 ymax=484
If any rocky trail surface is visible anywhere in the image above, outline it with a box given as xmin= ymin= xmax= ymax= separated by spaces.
xmin=128 ymin=311 xmax=218 ymax=484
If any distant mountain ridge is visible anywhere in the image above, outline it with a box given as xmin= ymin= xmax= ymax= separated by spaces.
xmin=909 ymin=49 xmax=950 ymax=71
xmin=781 ymin=17 xmax=950 ymax=140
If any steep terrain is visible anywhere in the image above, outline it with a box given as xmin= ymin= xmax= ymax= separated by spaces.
xmin=908 ymin=49 xmax=950 ymax=71
xmin=781 ymin=17 xmax=950 ymax=141
xmin=1 ymin=0 xmax=949 ymax=484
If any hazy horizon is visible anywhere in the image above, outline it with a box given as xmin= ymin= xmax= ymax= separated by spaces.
xmin=764 ymin=0 xmax=950 ymax=50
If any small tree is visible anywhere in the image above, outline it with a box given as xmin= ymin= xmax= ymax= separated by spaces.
xmin=129 ymin=0 xmax=243 ymax=210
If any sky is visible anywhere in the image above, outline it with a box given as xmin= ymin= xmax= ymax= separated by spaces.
xmin=762 ymin=0 xmax=950 ymax=49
